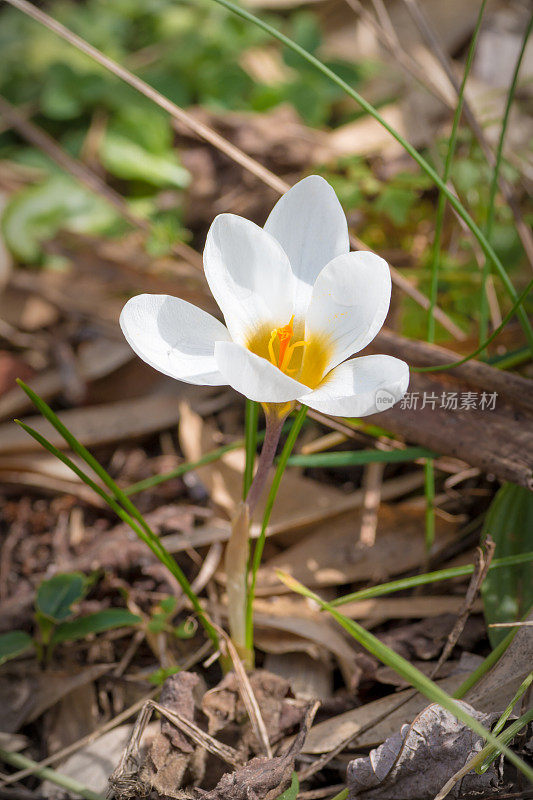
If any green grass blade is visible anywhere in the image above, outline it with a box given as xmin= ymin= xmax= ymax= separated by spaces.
xmin=278 ymin=573 xmax=533 ymax=782
xmin=14 ymin=415 xmax=219 ymax=648
xmin=207 ymin=0 xmax=533 ymax=352
xmin=424 ymin=458 xmax=435 ymax=553
xmin=413 ymin=279 xmax=533 ymax=372
xmin=328 ymin=791 xmax=348 ymax=800
xmin=125 ymin=420 xmax=295 ymax=496
xmin=330 ymin=551 xmax=533 ymax=607
xmin=480 ymin=12 xmax=533 ymax=347
xmin=16 ymin=380 xmax=158 ymax=542
xmin=491 ymin=671 xmax=533 ymax=738
xmin=478 ymin=707 xmax=533 ymax=775
xmin=427 ymin=0 xmax=486 ymax=343
xmin=243 ymin=400 xmax=259 ymax=499
xmin=125 ymin=439 xmax=244 ymax=496
xmin=244 ymin=404 xmax=308 ymax=651
xmin=454 ymin=627 xmax=518 ymax=699
xmin=0 ymin=748 xmax=105 ymax=800
xmin=285 ymin=446 xmax=436 ymax=468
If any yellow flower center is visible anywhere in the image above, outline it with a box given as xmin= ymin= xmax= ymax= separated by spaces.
xmin=267 ymin=315 xmax=307 ymax=374
xmin=247 ymin=317 xmax=331 ymax=389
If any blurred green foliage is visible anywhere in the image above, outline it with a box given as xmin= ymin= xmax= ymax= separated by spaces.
xmin=0 ymin=0 xmax=365 ymax=264
xmin=0 ymin=0 xmax=529 ymax=343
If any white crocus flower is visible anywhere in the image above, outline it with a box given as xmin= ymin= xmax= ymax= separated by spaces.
xmin=120 ymin=176 xmax=409 ymax=417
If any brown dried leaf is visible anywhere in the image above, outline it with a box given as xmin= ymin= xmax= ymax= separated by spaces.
xmin=302 ymin=673 xmax=470 ymax=754
xmin=202 ymin=701 xmax=317 ymax=800
xmin=141 ymin=673 xmax=208 ymax=798
xmin=202 ymin=670 xmax=306 ymax=755
xmin=346 ymin=701 xmax=500 ymax=800
xmin=257 ymin=504 xmax=458 ymax=593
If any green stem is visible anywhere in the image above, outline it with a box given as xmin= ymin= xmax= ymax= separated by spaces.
xmin=0 ymin=747 xmax=105 ymax=800
xmin=207 ymin=0 xmax=533 ymax=353
xmin=244 ymin=404 xmax=308 ymax=653
xmin=454 ymin=626 xmax=518 ymax=699
xmin=424 ymin=459 xmax=435 ymax=553
xmin=480 ymin=11 xmax=533 ymax=347
xmin=329 ymin=790 xmax=348 ymax=800
xmin=243 ymin=400 xmax=259 ymax=499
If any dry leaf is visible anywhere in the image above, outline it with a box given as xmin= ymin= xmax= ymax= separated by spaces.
xmin=346 ymin=701 xmax=500 ymax=799
xmin=302 ymin=673 xmax=470 ymax=754
xmin=257 ymin=503 xmax=457 ymax=592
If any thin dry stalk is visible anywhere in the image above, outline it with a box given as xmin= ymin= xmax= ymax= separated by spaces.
xmin=359 ymin=461 xmax=385 ymax=547
xmin=402 ymin=0 xmax=533 ymax=269
xmin=217 ymin=628 xmax=273 ymax=758
xmin=3 ymin=0 xmax=465 ymax=340
xmin=152 ymin=700 xmax=242 ymax=765
xmin=429 ymin=536 xmax=495 ymax=679
xmin=344 ymin=0 xmax=449 ymax=104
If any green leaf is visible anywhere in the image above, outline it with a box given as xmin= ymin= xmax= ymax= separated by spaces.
xmin=0 ymin=631 xmax=34 ymax=665
xmin=148 ymin=665 xmax=182 ymax=686
xmin=51 ymin=609 xmax=141 ymax=644
xmin=172 ymin=618 xmax=197 ymax=639
xmin=100 ymin=133 xmax=190 ymax=188
xmin=1 ymin=176 xmax=118 ymax=262
xmin=274 ymin=772 xmax=299 ymax=800
xmin=481 ymin=483 xmax=533 ymax=646
xmin=285 ymin=446 xmax=436 ymax=468
xmin=36 ymin=573 xmax=85 ymax=622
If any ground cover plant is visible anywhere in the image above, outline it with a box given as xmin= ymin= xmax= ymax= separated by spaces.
xmin=0 ymin=0 xmax=532 ymax=799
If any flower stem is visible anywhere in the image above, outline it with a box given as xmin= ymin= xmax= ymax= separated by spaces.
xmin=245 ymin=404 xmax=308 ymax=653
xmin=245 ymin=410 xmax=284 ymax=515
xmin=225 ymin=407 xmax=284 ymax=666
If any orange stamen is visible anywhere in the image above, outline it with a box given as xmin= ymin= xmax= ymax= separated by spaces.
xmin=267 ymin=316 xmax=308 ymax=374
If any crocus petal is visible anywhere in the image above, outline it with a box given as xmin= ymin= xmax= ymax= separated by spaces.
xmin=264 ymin=176 xmax=349 ymax=318
xmin=301 ymin=355 xmax=409 ymax=417
xmin=215 ymin=341 xmax=312 ymax=403
xmin=203 ymin=213 xmax=296 ymax=344
xmin=305 ymin=250 xmax=391 ymax=371
xmin=120 ymin=294 xmax=231 ymax=386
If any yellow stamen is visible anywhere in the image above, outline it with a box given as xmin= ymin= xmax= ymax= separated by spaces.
xmin=267 ymin=315 xmax=309 ymax=375
xmin=248 ymin=320 xmax=331 ymax=390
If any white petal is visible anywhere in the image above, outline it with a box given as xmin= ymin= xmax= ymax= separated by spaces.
xmin=120 ymin=294 xmax=231 ymax=386
xmin=301 ymin=355 xmax=409 ymax=417
xmin=264 ymin=176 xmax=349 ymax=317
xmin=215 ymin=341 xmax=312 ymax=403
xmin=305 ymin=250 xmax=391 ymax=371
xmin=203 ymin=213 xmax=296 ymax=344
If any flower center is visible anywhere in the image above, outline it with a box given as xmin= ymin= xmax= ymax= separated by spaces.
xmin=267 ymin=315 xmax=307 ymax=374
xmin=246 ymin=318 xmax=332 ymax=390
